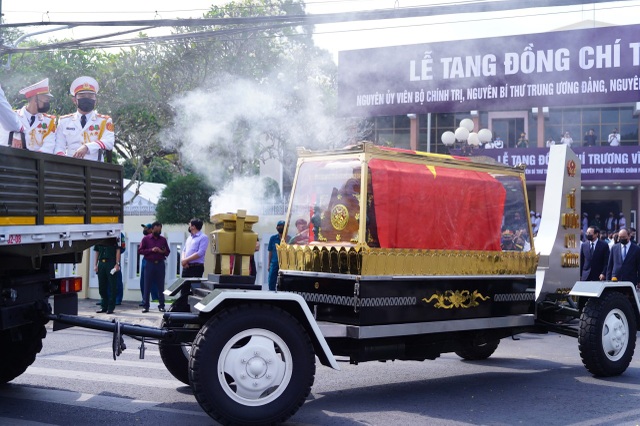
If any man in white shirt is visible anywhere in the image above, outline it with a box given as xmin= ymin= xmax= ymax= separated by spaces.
xmin=618 ymin=212 xmax=626 ymax=230
xmin=608 ymin=128 xmax=620 ymax=146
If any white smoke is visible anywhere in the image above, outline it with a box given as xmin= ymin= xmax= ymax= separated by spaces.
xmin=208 ymin=175 xmax=266 ymax=216
xmin=162 ymin=55 xmax=348 ymax=216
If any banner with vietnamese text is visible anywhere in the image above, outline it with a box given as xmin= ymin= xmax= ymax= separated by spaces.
xmin=338 ymin=24 xmax=640 ymax=116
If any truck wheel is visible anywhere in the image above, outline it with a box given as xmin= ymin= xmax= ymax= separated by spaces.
xmin=579 ymin=292 xmax=636 ymax=377
xmin=189 ymin=304 xmax=315 ymax=426
xmin=0 ymin=323 xmax=46 ymax=384
xmin=455 ymin=338 xmax=500 ymax=360
xmin=159 ymin=298 xmax=192 ymax=385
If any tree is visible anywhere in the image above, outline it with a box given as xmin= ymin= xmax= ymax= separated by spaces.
xmin=2 ymin=0 xmax=349 ymax=200
xmin=155 ymin=174 xmax=215 ymax=224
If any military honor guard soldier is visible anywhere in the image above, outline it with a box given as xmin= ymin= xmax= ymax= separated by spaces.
xmin=13 ymin=78 xmax=56 ymax=153
xmin=54 ymin=76 xmax=114 ymax=161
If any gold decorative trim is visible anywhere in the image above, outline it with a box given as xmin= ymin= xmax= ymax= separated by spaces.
xmin=277 ymin=244 xmax=538 ymax=276
xmin=422 ymin=290 xmax=490 ymax=309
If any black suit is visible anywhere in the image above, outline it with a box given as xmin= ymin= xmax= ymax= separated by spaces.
xmin=580 ymin=239 xmax=610 ymax=281
xmin=606 ymin=242 xmax=640 ymax=284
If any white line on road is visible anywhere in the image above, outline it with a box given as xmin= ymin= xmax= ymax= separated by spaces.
xmin=0 ymin=387 xmax=157 ymax=414
xmin=0 ymin=386 xmax=208 ymax=417
xmin=23 ymin=367 xmax=181 ymax=389
xmin=0 ymin=418 xmax=56 ymax=426
xmin=38 ymin=355 xmax=167 ymax=369
xmin=93 ymin=347 xmax=161 ymax=356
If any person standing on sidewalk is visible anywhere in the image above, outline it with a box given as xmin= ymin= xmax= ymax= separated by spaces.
xmin=93 ymin=240 xmax=121 ymax=314
xmin=138 ymin=223 xmax=159 ymax=306
xmin=267 ymin=220 xmax=285 ymax=291
xmin=181 ymin=218 xmax=208 ymax=278
xmin=138 ymin=221 xmax=170 ymax=313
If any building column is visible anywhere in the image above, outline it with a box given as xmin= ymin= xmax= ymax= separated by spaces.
xmin=408 ymin=114 xmax=418 ymax=151
xmin=537 ymin=108 xmax=545 ymax=147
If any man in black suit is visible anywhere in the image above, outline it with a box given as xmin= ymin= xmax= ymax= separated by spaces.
xmin=606 ymin=228 xmax=640 ymax=287
xmin=580 ymin=227 xmax=610 ymax=281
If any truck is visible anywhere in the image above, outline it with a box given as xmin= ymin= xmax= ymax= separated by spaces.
xmin=4 ymin=142 xmax=639 ymax=426
xmin=0 ymin=145 xmax=123 ymax=383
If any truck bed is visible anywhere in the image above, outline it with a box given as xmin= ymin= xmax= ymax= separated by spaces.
xmin=0 ymin=146 xmax=123 ymax=270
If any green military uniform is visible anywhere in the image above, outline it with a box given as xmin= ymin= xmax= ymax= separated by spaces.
xmin=94 ymin=243 xmax=121 ymax=312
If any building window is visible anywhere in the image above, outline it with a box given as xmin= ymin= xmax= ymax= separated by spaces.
xmin=371 ymin=116 xmax=411 ymax=149
xmin=417 ymin=112 xmax=472 ymax=153
xmin=544 ymin=106 xmax=637 ymax=146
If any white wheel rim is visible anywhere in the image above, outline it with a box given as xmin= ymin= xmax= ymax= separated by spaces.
xmin=602 ymin=308 xmax=629 ymax=362
xmin=217 ymin=328 xmax=292 ymax=407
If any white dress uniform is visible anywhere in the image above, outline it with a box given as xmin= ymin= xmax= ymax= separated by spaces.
xmin=16 ymin=106 xmax=57 ymax=153
xmin=54 ymin=111 xmax=114 ymax=161
xmin=54 ymin=76 xmax=114 ymax=162
xmin=0 ymin=85 xmax=22 ymax=133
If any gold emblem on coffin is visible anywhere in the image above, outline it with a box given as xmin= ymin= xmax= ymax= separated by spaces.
xmin=422 ymin=290 xmax=490 ymax=309
xmin=331 ymin=204 xmax=349 ymax=230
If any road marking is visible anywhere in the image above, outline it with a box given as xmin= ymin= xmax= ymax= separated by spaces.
xmin=38 ymin=355 xmax=167 ymax=369
xmin=0 ymin=418 xmax=56 ymax=426
xmin=23 ymin=367 xmax=181 ymax=389
xmin=575 ymin=375 xmax=640 ymax=391
xmin=93 ymin=347 xmax=161 ymax=356
xmin=0 ymin=386 xmax=208 ymax=417
xmin=0 ymin=387 xmax=157 ymax=413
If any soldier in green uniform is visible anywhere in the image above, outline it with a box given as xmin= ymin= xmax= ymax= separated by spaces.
xmin=93 ymin=240 xmax=122 ymax=314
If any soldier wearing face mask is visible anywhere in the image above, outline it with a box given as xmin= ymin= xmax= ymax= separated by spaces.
xmin=54 ymin=76 xmax=114 ymax=161
xmin=11 ymin=79 xmax=56 ymax=152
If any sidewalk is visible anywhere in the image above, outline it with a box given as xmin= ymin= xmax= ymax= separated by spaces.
xmin=76 ymin=298 xmax=167 ymax=327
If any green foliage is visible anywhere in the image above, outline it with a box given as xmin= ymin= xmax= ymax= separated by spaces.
xmin=1 ymin=0 xmax=342 ymax=198
xmin=155 ymin=174 xmax=215 ymax=224
xmin=261 ymin=177 xmax=281 ymax=200
xmin=145 ymin=157 xmax=175 ymax=184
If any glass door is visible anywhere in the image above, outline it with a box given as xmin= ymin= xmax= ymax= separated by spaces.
xmin=491 ymin=118 xmax=525 ymax=148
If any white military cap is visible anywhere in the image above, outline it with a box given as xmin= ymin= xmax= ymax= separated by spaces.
xmin=69 ymin=76 xmax=99 ymax=95
xmin=19 ymin=78 xmax=53 ymax=98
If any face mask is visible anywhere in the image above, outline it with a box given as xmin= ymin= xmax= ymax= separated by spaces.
xmin=619 ymin=238 xmax=629 ymax=245
xmin=77 ymin=98 xmax=95 ymax=112
xmin=37 ymin=102 xmax=50 ymax=113
xmin=586 ymin=234 xmax=594 ymax=241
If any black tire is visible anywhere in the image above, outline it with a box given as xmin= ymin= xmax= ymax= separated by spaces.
xmin=455 ymin=338 xmax=500 ymax=360
xmin=579 ymin=291 xmax=636 ymax=377
xmin=0 ymin=323 xmax=46 ymax=384
xmin=159 ymin=298 xmax=192 ymax=385
xmin=189 ymin=304 xmax=316 ymax=426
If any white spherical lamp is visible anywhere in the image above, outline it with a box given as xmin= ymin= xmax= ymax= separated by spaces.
xmin=454 ymin=127 xmax=469 ymax=142
xmin=478 ymin=128 xmax=493 ymax=143
xmin=460 ymin=118 xmax=475 ymax=132
xmin=468 ymin=132 xmax=480 ymax=146
xmin=441 ymin=131 xmax=455 ymax=146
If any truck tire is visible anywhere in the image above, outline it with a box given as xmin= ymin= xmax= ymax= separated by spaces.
xmin=189 ymin=304 xmax=315 ymax=426
xmin=159 ymin=298 xmax=192 ymax=385
xmin=455 ymin=338 xmax=500 ymax=360
xmin=579 ymin=291 xmax=636 ymax=377
xmin=0 ymin=323 xmax=46 ymax=384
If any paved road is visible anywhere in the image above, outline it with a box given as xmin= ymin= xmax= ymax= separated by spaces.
xmin=1 ymin=300 xmax=640 ymax=425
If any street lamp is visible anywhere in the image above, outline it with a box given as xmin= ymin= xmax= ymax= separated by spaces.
xmin=441 ymin=117 xmax=492 ymax=154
